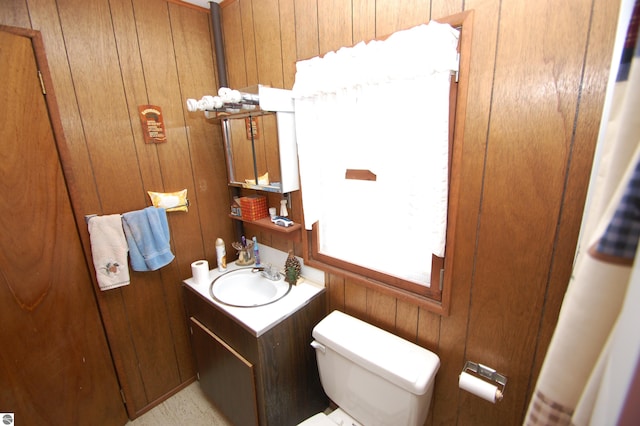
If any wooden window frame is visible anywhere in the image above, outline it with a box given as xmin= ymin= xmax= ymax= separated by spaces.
xmin=301 ymin=11 xmax=473 ymax=316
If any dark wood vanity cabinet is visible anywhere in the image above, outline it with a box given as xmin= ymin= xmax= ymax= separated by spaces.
xmin=183 ymin=285 xmax=328 ymax=426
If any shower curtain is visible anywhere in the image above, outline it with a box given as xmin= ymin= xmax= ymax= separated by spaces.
xmin=292 ymin=21 xmax=459 ymax=286
xmin=524 ymin=4 xmax=640 ymax=423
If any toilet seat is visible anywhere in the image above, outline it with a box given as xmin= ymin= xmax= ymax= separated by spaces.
xmin=298 ymin=408 xmax=363 ymax=426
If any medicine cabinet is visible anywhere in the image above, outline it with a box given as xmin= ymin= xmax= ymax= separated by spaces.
xmin=216 ymin=86 xmax=299 ymax=194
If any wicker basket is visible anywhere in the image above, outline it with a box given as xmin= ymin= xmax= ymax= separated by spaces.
xmin=240 ymin=196 xmax=268 ymax=221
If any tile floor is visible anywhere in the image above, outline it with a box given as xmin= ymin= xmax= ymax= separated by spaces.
xmin=126 ymin=381 xmax=232 ymax=426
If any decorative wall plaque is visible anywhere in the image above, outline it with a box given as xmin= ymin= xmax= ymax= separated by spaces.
xmin=138 ymin=105 xmax=167 ymax=144
xmin=245 ymin=116 xmax=260 ymax=140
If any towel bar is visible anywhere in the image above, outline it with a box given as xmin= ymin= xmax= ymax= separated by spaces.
xmin=84 ymin=201 xmax=189 ymax=224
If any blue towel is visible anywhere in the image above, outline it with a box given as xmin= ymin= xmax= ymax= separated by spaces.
xmin=122 ymin=206 xmax=175 ymax=271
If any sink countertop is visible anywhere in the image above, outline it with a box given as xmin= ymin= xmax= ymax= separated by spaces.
xmin=183 ymin=246 xmax=325 ymax=337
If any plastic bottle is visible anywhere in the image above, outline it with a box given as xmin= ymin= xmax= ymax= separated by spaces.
xmin=215 ymin=238 xmax=227 ymax=271
xmin=252 ymin=236 xmax=261 ymax=266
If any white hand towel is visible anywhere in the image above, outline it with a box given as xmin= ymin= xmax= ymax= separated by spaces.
xmin=88 ymin=214 xmax=130 ymax=291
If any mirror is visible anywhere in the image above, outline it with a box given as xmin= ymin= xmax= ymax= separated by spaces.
xmin=189 ymin=85 xmax=300 ymax=194
xmin=218 ymin=86 xmax=300 ymax=194
xmin=222 ymin=112 xmax=284 ymax=192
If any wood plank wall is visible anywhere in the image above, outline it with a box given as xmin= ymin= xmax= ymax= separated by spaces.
xmin=220 ymin=0 xmax=620 ymax=425
xmin=0 ymin=0 xmax=233 ymax=418
xmin=0 ymin=0 xmax=622 ymax=424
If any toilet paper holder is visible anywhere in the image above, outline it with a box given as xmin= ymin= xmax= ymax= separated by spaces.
xmin=463 ymin=361 xmax=507 ymax=398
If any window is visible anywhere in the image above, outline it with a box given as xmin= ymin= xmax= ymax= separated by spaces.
xmin=296 ymin=11 xmax=473 ymax=315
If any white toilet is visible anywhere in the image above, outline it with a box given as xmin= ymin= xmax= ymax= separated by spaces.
xmin=299 ymin=310 xmax=440 ymax=426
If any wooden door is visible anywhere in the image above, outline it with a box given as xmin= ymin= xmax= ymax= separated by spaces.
xmin=0 ymin=26 xmax=127 ymax=425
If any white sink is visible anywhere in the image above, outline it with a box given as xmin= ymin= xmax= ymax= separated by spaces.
xmin=210 ymin=268 xmax=291 ymax=307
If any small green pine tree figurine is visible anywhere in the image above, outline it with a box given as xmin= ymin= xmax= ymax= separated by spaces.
xmin=284 ymin=250 xmax=301 ymax=285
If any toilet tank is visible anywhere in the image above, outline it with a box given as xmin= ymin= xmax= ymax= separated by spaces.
xmin=311 ymin=311 xmax=440 ymax=426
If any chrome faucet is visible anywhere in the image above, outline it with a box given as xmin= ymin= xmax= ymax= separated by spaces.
xmin=252 ymin=264 xmax=281 ymax=281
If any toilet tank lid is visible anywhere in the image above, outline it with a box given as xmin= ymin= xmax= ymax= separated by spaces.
xmin=312 ymin=310 xmax=440 ymax=395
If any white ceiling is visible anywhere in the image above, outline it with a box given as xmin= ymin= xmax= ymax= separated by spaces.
xmin=180 ymin=0 xmax=221 ymax=9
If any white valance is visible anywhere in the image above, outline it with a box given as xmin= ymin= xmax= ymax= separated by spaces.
xmin=294 ymin=22 xmax=460 ymax=97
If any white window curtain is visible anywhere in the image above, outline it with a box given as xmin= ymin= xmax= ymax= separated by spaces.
xmin=293 ymin=21 xmax=459 ymax=286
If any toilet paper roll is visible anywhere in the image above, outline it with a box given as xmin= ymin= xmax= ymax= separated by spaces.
xmin=459 ymin=372 xmax=501 ymax=403
xmin=191 ymin=260 xmax=210 ymax=286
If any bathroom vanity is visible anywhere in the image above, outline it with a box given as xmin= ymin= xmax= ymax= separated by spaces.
xmin=183 ymin=262 xmax=328 ymax=425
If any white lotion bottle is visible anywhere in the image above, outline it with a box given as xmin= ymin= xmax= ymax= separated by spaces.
xmin=215 ymin=238 xmax=227 ymax=271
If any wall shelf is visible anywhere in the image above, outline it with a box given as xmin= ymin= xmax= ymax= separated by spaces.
xmin=229 ymin=215 xmax=302 ymax=239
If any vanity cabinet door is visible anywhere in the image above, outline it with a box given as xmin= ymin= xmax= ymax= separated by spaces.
xmin=190 ymin=317 xmax=259 ymax=426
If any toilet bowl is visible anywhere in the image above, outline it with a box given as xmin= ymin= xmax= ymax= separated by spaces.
xmin=299 ymin=310 xmax=440 ymax=426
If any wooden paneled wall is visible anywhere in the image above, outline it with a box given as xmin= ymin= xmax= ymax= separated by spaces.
xmin=0 ymin=0 xmax=233 ymax=418
xmin=220 ymin=0 xmax=620 ymax=425
xmin=0 ymin=0 xmax=622 ymax=423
